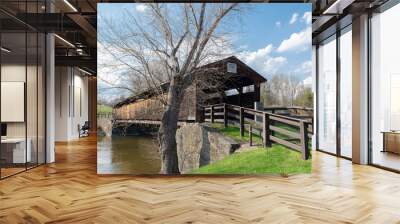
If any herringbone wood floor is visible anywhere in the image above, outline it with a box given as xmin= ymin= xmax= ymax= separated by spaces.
xmin=1 ymin=136 xmax=400 ymax=224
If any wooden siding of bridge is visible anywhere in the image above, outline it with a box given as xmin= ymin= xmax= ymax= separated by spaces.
xmin=113 ymin=85 xmax=198 ymax=122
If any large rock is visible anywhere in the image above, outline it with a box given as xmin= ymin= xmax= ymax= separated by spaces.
xmin=208 ymin=131 xmax=239 ymax=163
xmin=97 ymin=118 xmax=112 ymax=137
xmin=176 ymin=124 xmax=240 ymax=173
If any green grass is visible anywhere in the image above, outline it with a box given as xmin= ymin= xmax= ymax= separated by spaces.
xmin=210 ymin=122 xmax=301 ymax=144
xmin=191 ymin=145 xmax=311 ymax=175
xmin=97 ymin=104 xmax=113 ymax=114
xmin=194 ymin=123 xmax=312 ymax=175
xmin=210 ymin=123 xmax=263 ymax=145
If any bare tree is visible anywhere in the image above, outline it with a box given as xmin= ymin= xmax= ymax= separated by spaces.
xmin=286 ymin=75 xmax=301 ymax=106
xmin=99 ymin=3 xmax=240 ymax=174
xmin=261 ymin=74 xmax=303 ymax=107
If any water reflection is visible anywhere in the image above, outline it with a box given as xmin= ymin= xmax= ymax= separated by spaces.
xmin=97 ymin=135 xmax=161 ymax=174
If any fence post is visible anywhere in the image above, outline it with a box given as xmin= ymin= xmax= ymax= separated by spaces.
xmin=249 ymin=125 xmax=253 ymax=146
xmin=199 ymin=106 xmax=205 ymax=123
xmin=263 ymin=113 xmax=271 ymax=147
xmin=240 ymin=107 xmax=244 ymax=138
xmin=224 ymin=104 xmax=228 ymax=127
xmin=270 ymin=109 xmax=275 ymax=137
xmin=210 ymin=106 xmax=214 ymax=123
xmin=300 ymin=121 xmax=310 ymax=160
xmin=311 ymin=117 xmax=314 ymax=134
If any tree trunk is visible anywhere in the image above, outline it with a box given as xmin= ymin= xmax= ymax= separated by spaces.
xmin=158 ymin=78 xmax=184 ymax=174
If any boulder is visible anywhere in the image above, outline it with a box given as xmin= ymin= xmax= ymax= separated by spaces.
xmin=97 ymin=118 xmax=112 ymax=137
xmin=176 ymin=123 xmax=240 ymax=173
xmin=208 ymin=131 xmax=240 ymax=163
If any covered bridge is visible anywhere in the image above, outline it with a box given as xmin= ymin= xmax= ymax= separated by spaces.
xmin=113 ymin=56 xmax=267 ymax=123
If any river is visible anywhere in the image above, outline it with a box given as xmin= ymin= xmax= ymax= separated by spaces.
xmin=97 ymin=135 xmax=161 ymax=174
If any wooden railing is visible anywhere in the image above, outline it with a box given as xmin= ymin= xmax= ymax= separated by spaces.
xmin=263 ymin=106 xmax=313 ymax=141
xmin=203 ymin=103 xmax=313 ymax=160
xmin=97 ymin=112 xmax=113 ymax=119
xmin=264 ymin=106 xmax=313 ymax=122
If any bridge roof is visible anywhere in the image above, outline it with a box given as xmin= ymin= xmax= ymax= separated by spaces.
xmin=114 ymin=56 xmax=266 ymax=108
xmin=198 ymin=56 xmax=266 ymax=84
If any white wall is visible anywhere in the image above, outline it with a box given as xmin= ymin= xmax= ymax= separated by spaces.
xmin=70 ymin=72 xmax=89 ymax=138
xmin=1 ymin=62 xmax=47 ymax=165
xmin=55 ymin=67 xmax=89 ymax=141
xmin=55 ymin=66 xmax=69 ymax=141
xmin=1 ymin=65 xmax=26 ymax=140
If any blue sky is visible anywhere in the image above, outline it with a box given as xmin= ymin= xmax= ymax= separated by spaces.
xmin=98 ymin=3 xmax=312 ymax=95
xmin=231 ymin=4 xmax=312 ymax=82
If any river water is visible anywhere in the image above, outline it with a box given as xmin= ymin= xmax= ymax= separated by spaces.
xmin=97 ymin=135 xmax=161 ymax=174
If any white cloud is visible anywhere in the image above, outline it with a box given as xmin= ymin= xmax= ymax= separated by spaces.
xmin=289 ymin=13 xmax=299 ymax=24
xmin=276 ymin=27 xmax=311 ymax=53
xmin=135 ymin=4 xmax=148 ymax=13
xmin=275 ymin=21 xmax=281 ymax=28
xmin=264 ymin=57 xmax=288 ymax=74
xmin=302 ymin=76 xmax=312 ymax=87
xmin=302 ymin=12 xmax=312 ymax=24
xmin=241 ymin=44 xmax=273 ymax=63
xmin=294 ymin=60 xmax=312 ymax=75
xmin=238 ymin=45 xmax=248 ymax=50
xmin=238 ymin=44 xmax=287 ymax=76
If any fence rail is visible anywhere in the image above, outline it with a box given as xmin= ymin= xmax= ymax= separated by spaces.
xmin=97 ymin=112 xmax=113 ymax=119
xmin=203 ymin=103 xmax=313 ymax=160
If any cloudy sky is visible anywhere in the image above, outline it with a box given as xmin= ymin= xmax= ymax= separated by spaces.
xmin=98 ymin=3 xmax=312 ymax=100
xmin=230 ymin=4 xmax=312 ymax=82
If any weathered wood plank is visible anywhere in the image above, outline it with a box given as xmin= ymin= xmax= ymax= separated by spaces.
xmin=263 ymin=113 xmax=271 ymax=147
xmin=213 ymin=112 xmax=225 ymax=116
xmin=300 ymin=121 xmax=310 ymax=160
xmin=270 ymin=136 xmax=302 ymax=152
xmin=269 ymin=116 xmax=300 ymax=127
xmin=227 ymin=113 xmax=240 ymax=120
xmin=243 ymin=108 xmax=264 ymax=116
xmin=113 ymin=85 xmax=197 ymax=121
xmin=269 ymin=125 xmax=300 ymax=139
xmin=213 ymin=106 xmax=224 ymax=110
xmin=240 ymin=107 xmax=244 ymax=138
xmin=223 ymin=104 xmax=228 ymax=128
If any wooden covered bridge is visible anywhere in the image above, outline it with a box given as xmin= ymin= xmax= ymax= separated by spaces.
xmin=111 ymin=56 xmax=313 ymax=159
xmin=113 ymin=56 xmax=267 ymax=123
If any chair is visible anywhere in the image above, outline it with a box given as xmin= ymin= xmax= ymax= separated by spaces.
xmin=79 ymin=121 xmax=90 ymax=138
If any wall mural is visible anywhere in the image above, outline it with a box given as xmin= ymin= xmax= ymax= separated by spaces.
xmin=97 ymin=3 xmax=313 ymax=175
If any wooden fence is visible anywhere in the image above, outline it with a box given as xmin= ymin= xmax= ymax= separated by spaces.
xmin=263 ymin=106 xmax=313 ymax=123
xmin=97 ymin=112 xmax=113 ymax=119
xmin=203 ymin=103 xmax=313 ymax=160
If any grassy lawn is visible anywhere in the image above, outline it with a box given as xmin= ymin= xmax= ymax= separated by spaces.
xmin=194 ymin=123 xmax=312 ymax=175
xmin=97 ymin=104 xmax=113 ymax=114
xmin=191 ymin=145 xmax=311 ymax=175
xmin=210 ymin=122 xmax=302 ymax=144
xmin=210 ymin=123 xmax=263 ymax=145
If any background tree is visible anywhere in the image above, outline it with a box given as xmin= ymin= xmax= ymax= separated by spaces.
xmin=261 ymin=74 xmax=313 ymax=108
xmin=99 ymin=3 xmax=240 ymax=174
xmin=294 ymin=86 xmax=313 ymax=107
